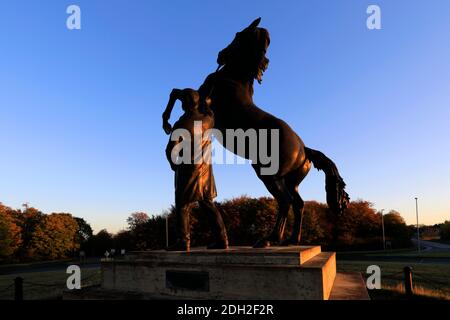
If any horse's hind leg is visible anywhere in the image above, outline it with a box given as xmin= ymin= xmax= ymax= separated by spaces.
xmin=281 ymin=161 xmax=311 ymax=246
xmin=281 ymin=186 xmax=304 ymax=246
xmin=254 ymin=176 xmax=293 ymax=248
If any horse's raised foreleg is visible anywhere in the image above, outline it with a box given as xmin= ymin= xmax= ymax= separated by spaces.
xmin=253 ymin=176 xmax=293 ymax=248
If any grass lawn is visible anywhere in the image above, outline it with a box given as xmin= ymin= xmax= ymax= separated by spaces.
xmin=337 ymin=260 xmax=450 ymax=300
xmin=0 ymin=268 xmax=101 ymax=300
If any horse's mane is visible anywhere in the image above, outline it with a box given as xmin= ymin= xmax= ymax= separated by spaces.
xmin=217 ymin=22 xmax=271 ymax=84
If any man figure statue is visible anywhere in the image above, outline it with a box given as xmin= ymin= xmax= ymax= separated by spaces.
xmin=164 ymin=88 xmax=229 ymax=251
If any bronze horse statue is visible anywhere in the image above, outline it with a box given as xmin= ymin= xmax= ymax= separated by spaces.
xmin=163 ymin=18 xmax=349 ymax=248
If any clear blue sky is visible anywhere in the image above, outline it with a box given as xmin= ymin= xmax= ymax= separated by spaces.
xmin=1 ymin=0 xmax=449 ymax=233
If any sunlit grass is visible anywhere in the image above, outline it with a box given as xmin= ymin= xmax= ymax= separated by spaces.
xmin=337 ymin=260 xmax=450 ymax=300
xmin=382 ymin=282 xmax=450 ymax=300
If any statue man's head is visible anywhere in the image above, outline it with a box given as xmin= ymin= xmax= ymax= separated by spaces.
xmin=180 ymin=89 xmax=200 ymax=113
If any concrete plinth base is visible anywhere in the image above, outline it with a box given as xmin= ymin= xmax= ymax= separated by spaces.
xmin=100 ymin=246 xmax=336 ymax=300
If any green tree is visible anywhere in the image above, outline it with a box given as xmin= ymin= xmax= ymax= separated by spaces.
xmin=85 ymin=229 xmax=114 ymax=256
xmin=74 ymin=217 xmax=93 ymax=248
xmin=440 ymin=221 xmax=450 ymax=241
xmin=384 ymin=210 xmax=412 ymax=247
xmin=125 ymin=212 xmax=152 ymax=250
xmin=113 ymin=229 xmax=133 ymax=251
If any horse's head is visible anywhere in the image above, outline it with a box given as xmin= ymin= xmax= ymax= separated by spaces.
xmin=217 ymin=18 xmax=270 ymax=84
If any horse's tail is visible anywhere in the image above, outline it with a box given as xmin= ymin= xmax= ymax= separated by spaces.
xmin=305 ymin=147 xmax=350 ymax=215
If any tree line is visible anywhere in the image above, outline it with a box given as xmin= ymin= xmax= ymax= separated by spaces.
xmin=3 ymin=197 xmax=445 ymax=263
xmin=0 ymin=203 xmax=91 ymax=262
xmin=109 ymin=197 xmax=414 ymax=252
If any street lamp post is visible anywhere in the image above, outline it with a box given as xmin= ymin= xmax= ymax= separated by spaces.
xmin=380 ymin=209 xmax=386 ymax=251
xmin=166 ymin=215 xmax=169 ymax=248
xmin=415 ymin=197 xmax=420 ymax=253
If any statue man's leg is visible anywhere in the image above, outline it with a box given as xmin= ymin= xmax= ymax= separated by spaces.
xmin=167 ymin=201 xmax=193 ymax=251
xmin=199 ymin=199 xmax=229 ymax=249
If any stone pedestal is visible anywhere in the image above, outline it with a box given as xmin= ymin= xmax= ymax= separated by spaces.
xmin=101 ymin=246 xmax=336 ymax=300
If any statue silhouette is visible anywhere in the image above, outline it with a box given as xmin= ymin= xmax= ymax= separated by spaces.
xmin=163 ymin=18 xmax=349 ymax=248
xmin=165 ymin=88 xmax=228 ymax=251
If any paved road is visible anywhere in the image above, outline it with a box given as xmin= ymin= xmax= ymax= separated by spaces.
xmin=412 ymin=239 xmax=450 ymax=250
xmin=338 ymin=240 xmax=450 ymax=264
xmin=0 ymin=259 xmax=101 ymax=275
xmin=337 ymin=254 xmax=450 ymax=265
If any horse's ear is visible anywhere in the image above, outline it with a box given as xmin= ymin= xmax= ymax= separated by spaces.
xmin=248 ymin=17 xmax=261 ymax=29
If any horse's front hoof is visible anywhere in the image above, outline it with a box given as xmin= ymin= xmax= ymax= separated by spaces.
xmin=207 ymin=241 xmax=229 ymax=250
xmin=253 ymin=239 xmax=271 ymax=248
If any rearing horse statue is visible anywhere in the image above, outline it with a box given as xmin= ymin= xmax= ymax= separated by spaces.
xmin=163 ymin=18 xmax=349 ymax=248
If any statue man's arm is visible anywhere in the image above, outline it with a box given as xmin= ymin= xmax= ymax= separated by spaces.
xmin=162 ymin=89 xmax=182 ymax=135
xmin=165 ymin=139 xmax=177 ymax=171
xmin=165 ymin=120 xmax=183 ymax=171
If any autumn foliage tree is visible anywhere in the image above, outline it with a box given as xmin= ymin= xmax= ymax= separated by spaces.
xmin=127 ymin=212 xmax=150 ymax=230
xmin=333 ymin=200 xmax=383 ymax=249
xmin=300 ymin=201 xmax=330 ymax=245
xmin=27 ymin=213 xmax=80 ymax=260
xmin=0 ymin=202 xmax=91 ymax=262
xmin=122 ymin=196 xmax=413 ymax=251
xmin=15 ymin=205 xmax=44 ymax=259
xmin=0 ymin=196 xmax=416 ymax=262
xmin=0 ymin=203 xmax=22 ymax=259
